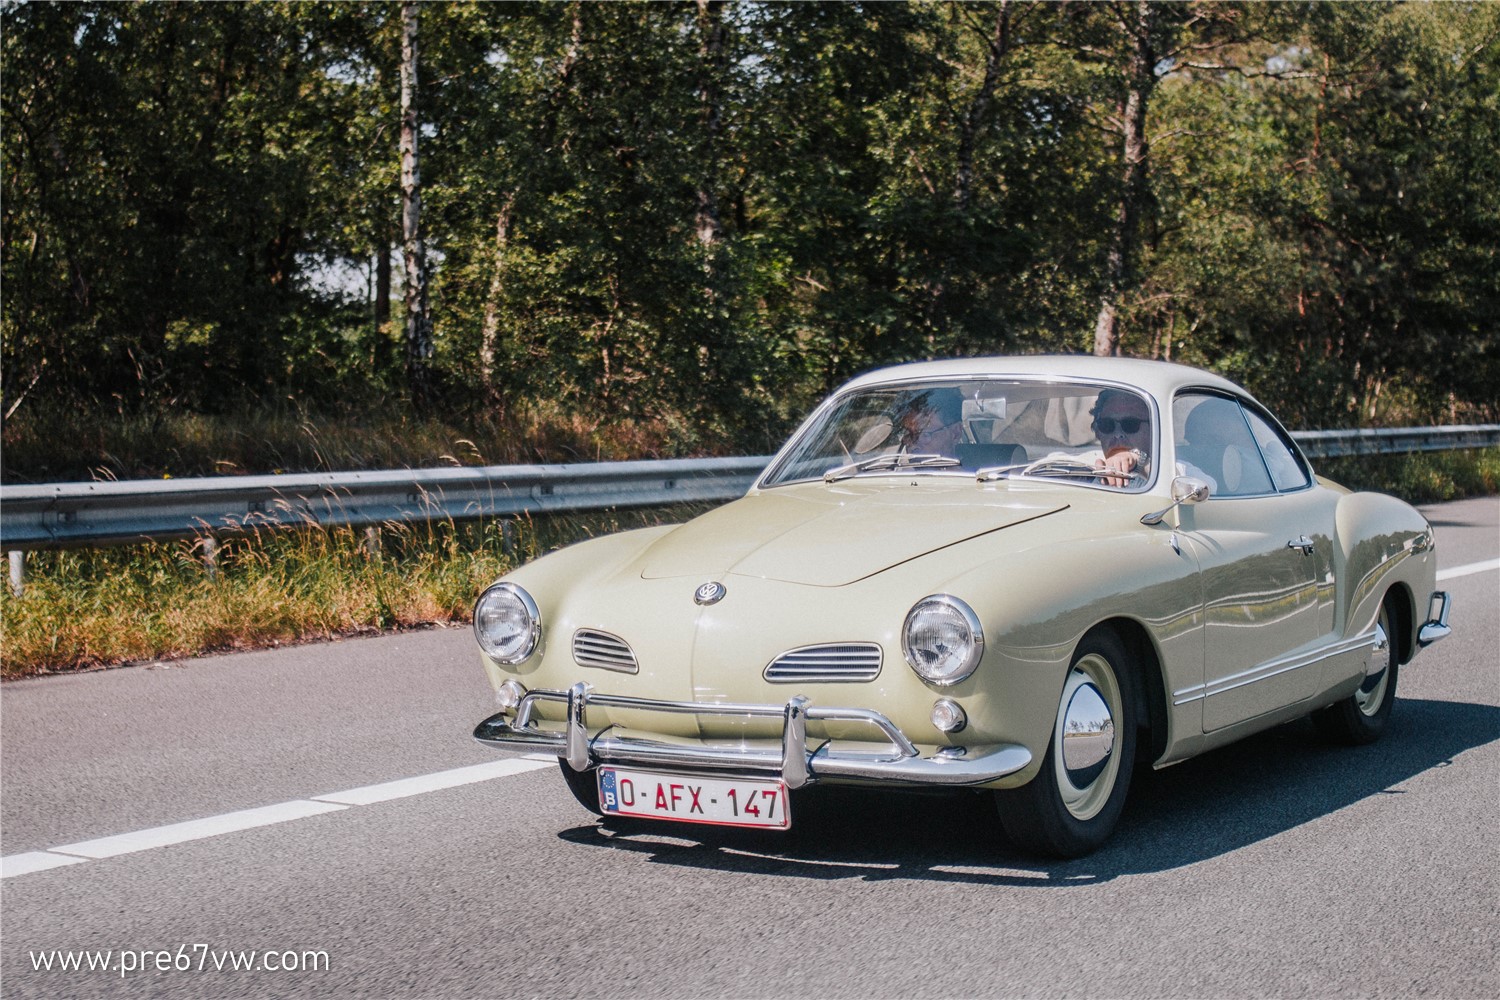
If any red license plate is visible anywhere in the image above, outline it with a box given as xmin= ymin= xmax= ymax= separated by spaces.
xmin=597 ymin=767 xmax=790 ymax=830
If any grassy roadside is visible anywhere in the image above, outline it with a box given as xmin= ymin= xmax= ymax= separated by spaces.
xmin=1317 ymin=447 xmax=1500 ymax=504
xmin=0 ymin=506 xmax=705 ymax=679
xmin=2 ymin=450 xmax=1495 ymax=679
xmin=0 ymin=400 xmax=750 ymax=484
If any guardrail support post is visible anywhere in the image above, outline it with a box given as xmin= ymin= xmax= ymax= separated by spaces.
xmin=364 ymin=526 xmax=382 ymax=561
xmin=8 ymin=550 xmax=23 ymax=598
xmin=202 ymin=535 xmax=218 ymax=580
xmin=501 ymin=519 xmax=518 ymax=557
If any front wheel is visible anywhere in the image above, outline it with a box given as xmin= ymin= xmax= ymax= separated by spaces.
xmin=995 ymin=629 xmax=1139 ymax=858
xmin=1313 ymin=598 xmax=1399 ymax=745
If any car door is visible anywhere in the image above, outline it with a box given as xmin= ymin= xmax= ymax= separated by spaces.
xmin=1173 ymin=392 xmax=1330 ymax=732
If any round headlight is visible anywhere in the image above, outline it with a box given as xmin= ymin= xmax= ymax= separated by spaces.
xmin=474 ymin=583 xmax=541 ymax=663
xmin=902 ymin=595 xmax=984 ymax=686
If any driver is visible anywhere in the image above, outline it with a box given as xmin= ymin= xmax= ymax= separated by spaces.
xmin=1087 ymin=388 xmax=1216 ymax=490
xmin=1090 ymin=389 xmax=1154 ymax=486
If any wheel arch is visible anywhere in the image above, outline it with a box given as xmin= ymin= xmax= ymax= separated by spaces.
xmin=1088 ymin=617 xmax=1168 ymax=765
xmin=1384 ymin=581 xmax=1416 ymax=665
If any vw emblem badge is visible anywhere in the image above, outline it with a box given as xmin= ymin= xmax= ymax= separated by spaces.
xmin=694 ymin=581 xmax=726 ymax=606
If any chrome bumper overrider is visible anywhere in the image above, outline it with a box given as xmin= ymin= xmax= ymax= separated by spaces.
xmin=1417 ymin=590 xmax=1452 ymax=647
xmin=472 ymin=682 xmax=1032 ymax=789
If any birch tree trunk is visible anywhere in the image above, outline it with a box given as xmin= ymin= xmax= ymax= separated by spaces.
xmin=695 ymin=0 xmax=726 ymax=248
xmin=478 ymin=196 xmax=514 ymax=409
xmin=953 ymin=1 xmax=1011 ymax=214
xmin=1093 ymin=0 xmax=1158 ymax=357
xmin=400 ymin=0 xmax=434 ymax=409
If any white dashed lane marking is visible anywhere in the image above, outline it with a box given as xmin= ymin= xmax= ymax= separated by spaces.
xmin=51 ymin=800 xmax=349 ymax=860
xmin=1 ymin=756 xmax=554 ymax=880
xmin=1437 ymin=558 xmax=1498 ymax=581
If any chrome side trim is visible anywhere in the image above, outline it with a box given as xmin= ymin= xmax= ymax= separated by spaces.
xmin=1171 ymin=683 xmax=1207 ymax=706
xmin=1418 ymin=591 xmax=1452 ymax=647
xmin=476 ymin=688 xmax=1032 ymax=789
xmin=1172 ymin=629 xmax=1382 ymax=706
xmin=764 ymin=643 xmax=882 ymax=683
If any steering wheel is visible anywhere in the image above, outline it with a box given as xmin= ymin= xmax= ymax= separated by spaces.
xmin=1022 ymin=457 xmax=1098 ymax=477
xmin=1022 ymin=456 xmax=1144 ymax=485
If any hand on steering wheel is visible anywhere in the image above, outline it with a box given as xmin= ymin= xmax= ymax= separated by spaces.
xmin=1094 ymin=447 xmax=1148 ymax=487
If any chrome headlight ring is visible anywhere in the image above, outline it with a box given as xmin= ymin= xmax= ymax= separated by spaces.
xmin=473 ymin=582 xmax=542 ymax=664
xmin=902 ymin=594 xmax=984 ymax=686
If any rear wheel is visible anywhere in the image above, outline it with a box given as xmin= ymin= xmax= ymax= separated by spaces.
xmin=557 ymin=760 xmax=603 ymax=815
xmin=1313 ymin=597 xmax=1399 ymax=745
xmin=995 ymin=628 xmax=1139 ymax=858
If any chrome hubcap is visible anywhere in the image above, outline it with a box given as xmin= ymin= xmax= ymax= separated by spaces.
xmin=1062 ymin=682 xmax=1115 ymax=787
xmin=1053 ymin=654 xmax=1123 ymax=821
xmin=1355 ymin=614 xmax=1392 ymax=717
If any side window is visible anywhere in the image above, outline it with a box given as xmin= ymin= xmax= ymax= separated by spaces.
xmin=1172 ymin=394 xmax=1274 ymax=498
xmin=1242 ymin=407 xmax=1311 ymax=492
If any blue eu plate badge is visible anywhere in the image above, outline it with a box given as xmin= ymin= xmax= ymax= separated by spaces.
xmin=598 ymin=768 xmax=621 ymax=812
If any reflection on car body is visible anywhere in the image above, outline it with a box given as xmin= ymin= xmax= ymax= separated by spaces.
xmin=470 ymin=356 xmax=1452 ymax=857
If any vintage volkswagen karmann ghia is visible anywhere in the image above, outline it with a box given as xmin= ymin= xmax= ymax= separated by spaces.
xmin=471 ymin=356 xmax=1452 ymax=856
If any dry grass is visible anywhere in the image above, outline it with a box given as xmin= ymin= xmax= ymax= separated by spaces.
xmin=0 ymin=524 xmax=506 ymax=675
xmin=0 ymin=506 xmax=702 ymax=678
xmin=1318 ymin=448 xmax=1500 ymax=504
xmin=0 ymin=399 xmax=728 ymax=484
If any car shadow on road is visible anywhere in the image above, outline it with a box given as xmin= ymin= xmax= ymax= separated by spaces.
xmin=555 ymin=697 xmax=1498 ymax=886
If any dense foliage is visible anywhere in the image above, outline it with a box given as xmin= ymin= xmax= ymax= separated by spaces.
xmin=5 ymin=1 xmax=1497 ymax=466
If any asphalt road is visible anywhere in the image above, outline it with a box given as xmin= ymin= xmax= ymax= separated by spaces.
xmin=2 ymin=496 xmax=1496 ymax=999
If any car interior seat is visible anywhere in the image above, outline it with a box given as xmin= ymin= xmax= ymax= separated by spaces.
xmin=1181 ymin=406 xmax=1229 ymax=491
xmin=956 ymin=442 xmax=1027 ymax=471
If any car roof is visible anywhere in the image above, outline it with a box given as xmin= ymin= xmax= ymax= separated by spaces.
xmin=840 ymin=355 xmax=1248 ymax=405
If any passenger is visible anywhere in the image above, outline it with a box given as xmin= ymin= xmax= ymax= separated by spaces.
xmin=899 ymin=391 xmax=965 ymax=455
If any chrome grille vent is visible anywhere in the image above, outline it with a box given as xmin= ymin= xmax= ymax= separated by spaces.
xmin=573 ymin=629 xmax=638 ymax=673
xmin=764 ymin=643 xmax=882 ymax=683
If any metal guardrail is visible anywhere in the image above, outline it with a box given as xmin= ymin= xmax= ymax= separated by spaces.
xmin=0 ymin=456 xmax=770 ymax=553
xmin=1 ymin=426 xmax=1496 ymax=561
xmin=1290 ymin=425 xmax=1500 ymax=459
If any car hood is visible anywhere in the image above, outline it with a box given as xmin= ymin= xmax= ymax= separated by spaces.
xmin=633 ymin=483 xmax=1067 ymax=587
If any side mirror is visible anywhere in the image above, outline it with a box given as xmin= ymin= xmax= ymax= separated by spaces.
xmin=1173 ymin=476 xmax=1212 ymax=504
xmin=1141 ymin=476 xmax=1211 ymax=526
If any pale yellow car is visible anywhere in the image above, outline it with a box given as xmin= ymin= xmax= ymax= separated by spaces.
xmin=472 ymin=356 xmax=1452 ymax=856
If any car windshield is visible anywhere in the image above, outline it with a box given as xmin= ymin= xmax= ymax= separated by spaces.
xmin=761 ymin=378 xmax=1156 ymax=491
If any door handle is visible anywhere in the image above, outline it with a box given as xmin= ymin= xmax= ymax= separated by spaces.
xmin=1287 ymin=535 xmax=1315 ymax=556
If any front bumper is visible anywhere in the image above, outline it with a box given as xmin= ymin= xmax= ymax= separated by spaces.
xmin=472 ymin=682 xmax=1032 ymax=789
xmin=1417 ymin=590 xmax=1452 ymax=647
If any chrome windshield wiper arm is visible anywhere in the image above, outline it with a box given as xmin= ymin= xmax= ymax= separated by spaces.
xmin=823 ymin=453 xmax=960 ymax=483
xmin=975 ymin=463 xmax=1030 ymax=483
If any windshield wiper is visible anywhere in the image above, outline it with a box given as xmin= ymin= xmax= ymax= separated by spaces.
xmin=974 ymin=463 xmax=1030 ymax=482
xmin=823 ymin=452 xmax=961 ymax=483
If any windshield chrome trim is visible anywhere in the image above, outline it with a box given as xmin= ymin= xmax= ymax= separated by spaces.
xmin=756 ymin=374 xmax=1162 ymax=493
